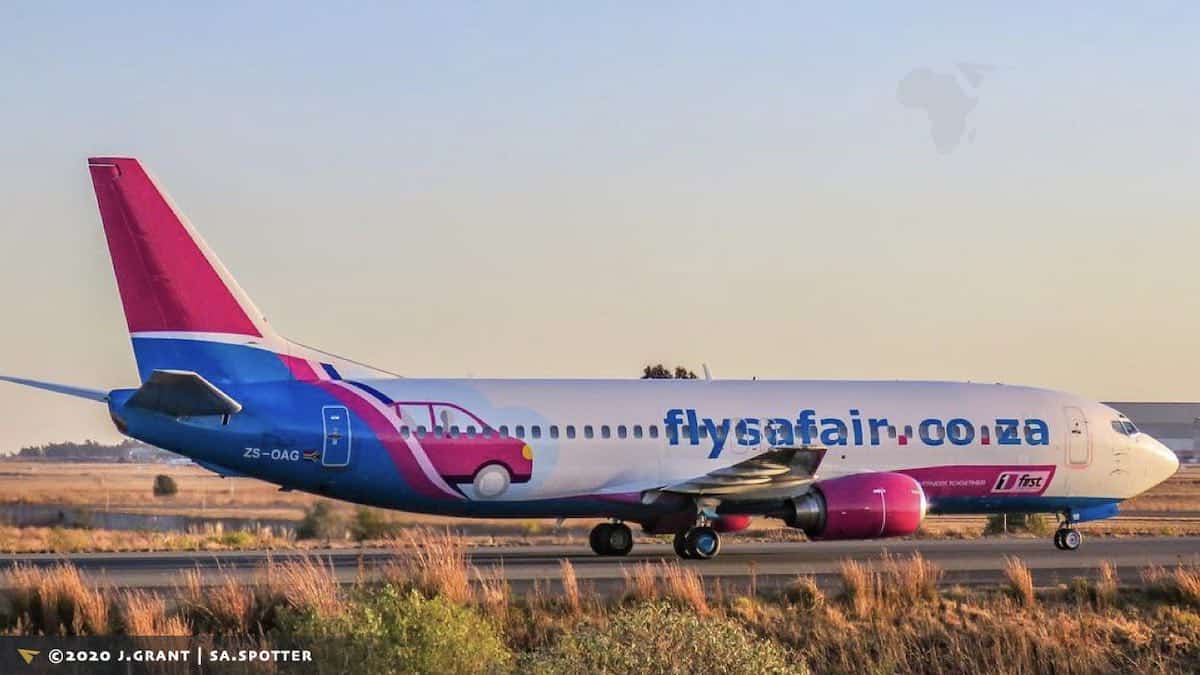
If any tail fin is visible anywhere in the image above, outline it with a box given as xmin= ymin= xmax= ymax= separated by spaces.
xmin=88 ymin=158 xmax=389 ymax=386
xmin=89 ymin=158 xmax=271 ymax=340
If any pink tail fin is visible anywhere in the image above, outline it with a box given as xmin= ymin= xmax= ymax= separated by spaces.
xmin=88 ymin=157 xmax=267 ymax=337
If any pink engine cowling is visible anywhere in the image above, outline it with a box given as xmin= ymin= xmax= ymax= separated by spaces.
xmin=783 ymin=472 xmax=928 ymax=540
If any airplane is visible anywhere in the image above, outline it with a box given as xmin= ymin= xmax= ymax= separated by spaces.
xmin=0 ymin=157 xmax=1181 ymax=559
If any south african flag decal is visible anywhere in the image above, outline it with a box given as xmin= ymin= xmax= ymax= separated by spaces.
xmin=303 ymin=449 xmax=320 ymax=463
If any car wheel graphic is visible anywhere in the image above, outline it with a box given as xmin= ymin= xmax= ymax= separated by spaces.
xmin=473 ymin=463 xmax=512 ymax=499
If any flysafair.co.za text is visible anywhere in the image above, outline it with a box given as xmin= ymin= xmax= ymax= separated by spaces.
xmin=664 ymin=408 xmax=1052 ymax=458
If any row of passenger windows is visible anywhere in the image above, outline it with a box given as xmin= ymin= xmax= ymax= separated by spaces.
xmin=400 ymin=424 xmax=663 ymax=440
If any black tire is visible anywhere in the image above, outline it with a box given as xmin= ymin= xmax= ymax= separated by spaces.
xmin=673 ymin=530 xmax=692 ymax=559
xmin=606 ymin=523 xmax=634 ymax=556
xmin=589 ymin=523 xmax=613 ymax=555
xmin=685 ymin=526 xmax=721 ymax=560
xmin=1053 ymin=529 xmax=1066 ymax=550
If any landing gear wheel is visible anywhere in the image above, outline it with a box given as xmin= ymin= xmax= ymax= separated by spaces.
xmin=1060 ymin=528 xmax=1082 ymax=551
xmin=589 ymin=522 xmax=633 ymax=556
xmin=1053 ymin=529 xmax=1066 ymax=550
xmin=673 ymin=530 xmax=693 ymax=559
xmin=589 ymin=523 xmax=613 ymax=555
xmin=684 ymin=526 xmax=721 ymax=560
xmin=605 ymin=522 xmax=634 ymax=556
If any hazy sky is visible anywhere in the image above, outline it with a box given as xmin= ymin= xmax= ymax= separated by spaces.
xmin=1 ymin=3 xmax=1197 ymax=450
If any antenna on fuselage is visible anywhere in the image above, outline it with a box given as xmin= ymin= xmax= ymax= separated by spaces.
xmin=702 ymin=363 xmax=712 ymax=381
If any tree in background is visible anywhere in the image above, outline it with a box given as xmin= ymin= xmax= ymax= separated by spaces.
xmin=641 ymin=364 xmax=698 ymax=380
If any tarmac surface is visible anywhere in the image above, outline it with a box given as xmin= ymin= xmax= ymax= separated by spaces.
xmin=2 ymin=536 xmax=1197 ymax=593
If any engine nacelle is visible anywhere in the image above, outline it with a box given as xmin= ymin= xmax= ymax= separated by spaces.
xmin=782 ymin=472 xmax=927 ymax=540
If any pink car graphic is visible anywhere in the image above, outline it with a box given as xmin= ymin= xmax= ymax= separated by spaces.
xmin=393 ymin=401 xmax=534 ymax=498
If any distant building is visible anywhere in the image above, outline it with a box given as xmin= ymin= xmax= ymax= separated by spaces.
xmin=1104 ymin=402 xmax=1200 ymax=462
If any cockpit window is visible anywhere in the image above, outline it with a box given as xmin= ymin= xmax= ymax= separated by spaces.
xmin=1112 ymin=420 xmax=1139 ymax=436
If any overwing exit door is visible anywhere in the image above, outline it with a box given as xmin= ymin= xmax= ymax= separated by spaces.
xmin=322 ymin=405 xmax=352 ymax=467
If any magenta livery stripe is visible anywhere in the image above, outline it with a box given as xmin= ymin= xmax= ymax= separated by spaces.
xmin=315 ymin=381 xmax=461 ymax=500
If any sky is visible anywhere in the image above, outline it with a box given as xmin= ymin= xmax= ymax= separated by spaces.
xmin=0 ymin=3 xmax=1197 ymax=450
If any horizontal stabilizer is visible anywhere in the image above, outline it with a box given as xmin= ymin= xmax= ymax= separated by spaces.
xmin=0 ymin=375 xmax=107 ymax=402
xmin=127 ymin=370 xmax=242 ymax=416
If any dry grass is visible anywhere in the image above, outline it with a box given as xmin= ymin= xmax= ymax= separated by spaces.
xmin=1096 ymin=560 xmax=1119 ymax=608
xmin=1004 ymin=556 xmax=1036 ymax=607
xmin=838 ymin=559 xmax=877 ymax=618
xmin=0 ymin=534 xmax=1197 ymax=673
xmin=784 ymin=575 xmax=825 ymax=611
xmin=559 ymin=559 xmax=581 ymax=616
xmin=881 ymin=552 xmax=942 ymax=604
xmin=379 ymin=528 xmax=473 ymax=604
xmin=0 ymin=564 xmax=109 ymax=635
xmin=266 ymin=554 xmax=343 ymax=617
xmin=620 ymin=562 xmax=659 ymax=602
xmin=0 ymin=524 xmax=288 ymax=554
xmin=118 ymin=590 xmax=190 ymax=636
xmin=1143 ymin=564 xmax=1200 ymax=607
xmin=660 ymin=564 xmax=707 ymax=614
xmin=475 ymin=566 xmax=510 ymax=622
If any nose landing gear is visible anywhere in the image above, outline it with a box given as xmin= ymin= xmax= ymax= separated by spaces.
xmin=1054 ymin=527 xmax=1083 ymax=551
xmin=589 ymin=521 xmax=634 ymax=556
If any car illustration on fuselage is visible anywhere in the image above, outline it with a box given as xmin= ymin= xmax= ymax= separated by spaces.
xmin=393 ymin=401 xmax=534 ymax=498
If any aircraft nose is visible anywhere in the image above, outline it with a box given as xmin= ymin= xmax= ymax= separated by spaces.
xmin=1142 ymin=436 xmax=1180 ymax=488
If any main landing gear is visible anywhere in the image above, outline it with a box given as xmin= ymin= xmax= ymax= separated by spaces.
xmin=590 ymin=521 xmax=634 ymax=556
xmin=673 ymin=525 xmax=721 ymax=560
xmin=1054 ymin=526 xmax=1083 ymax=551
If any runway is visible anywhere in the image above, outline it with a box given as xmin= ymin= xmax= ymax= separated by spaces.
xmin=2 ymin=536 xmax=1197 ymax=593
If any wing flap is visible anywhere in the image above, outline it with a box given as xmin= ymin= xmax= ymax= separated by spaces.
xmin=659 ymin=447 xmax=827 ymax=499
xmin=126 ymin=370 xmax=242 ymax=416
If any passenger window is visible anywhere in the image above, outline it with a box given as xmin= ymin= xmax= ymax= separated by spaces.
xmin=566 ymin=425 xmax=577 ymax=439
xmin=649 ymin=425 xmax=659 ymax=439
xmin=601 ymin=425 xmax=612 ymax=439
xmin=416 ymin=425 xmax=427 ymax=438
xmin=466 ymin=425 xmax=478 ymax=437
xmin=532 ymin=426 xmax=542 ymax=439
xmin=515 ymin=425 xmax=526 ymax=439
xmin=550 ymin=425 xmax=559 ymax=439
xmin=617 ymin=425 xmax=628 ymax=439
xmin=499 ymin=425 xmax=509 ymax=437
xmin=698 ymin=425 xmax=708 ymax=439
xmin=633 ymin=425 xmax=643 ymax=439
xmin=450 ymin=425 xmax=461 ymax=437
xmin=433 ymin=425 xmax=445 ymax=437
xmin=400 ymin=426 xmax=410 ymax=438
xmin=584 ymin=425 xmax=594 ymax=439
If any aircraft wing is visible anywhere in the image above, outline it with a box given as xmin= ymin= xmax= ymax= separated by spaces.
xmin=657 ymin=447 xmax=827 ymax=499
xmin=126 ymin=370 xmax=242 ymax=417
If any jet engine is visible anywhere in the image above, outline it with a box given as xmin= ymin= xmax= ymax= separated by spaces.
xmin=781 ymin=472 xmax=927 ymax=540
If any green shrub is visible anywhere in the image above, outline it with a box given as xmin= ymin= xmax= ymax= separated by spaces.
xmin=983 ymin=512 xmax=1053 ymax=537
xmin=219 ymin=530 xmax=256 ymax=548
xmin=152 ymin=474 xmax=178 ymax=497
xmin=295 ymin=501 xmax=344 ymax=540
xmin=277 ymin=585 xmax=511 ymax=675
xmin=349 ymin=506 xmax=404 ymax=541
xmin=522 ymin=602 xmax=802 ymax=675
